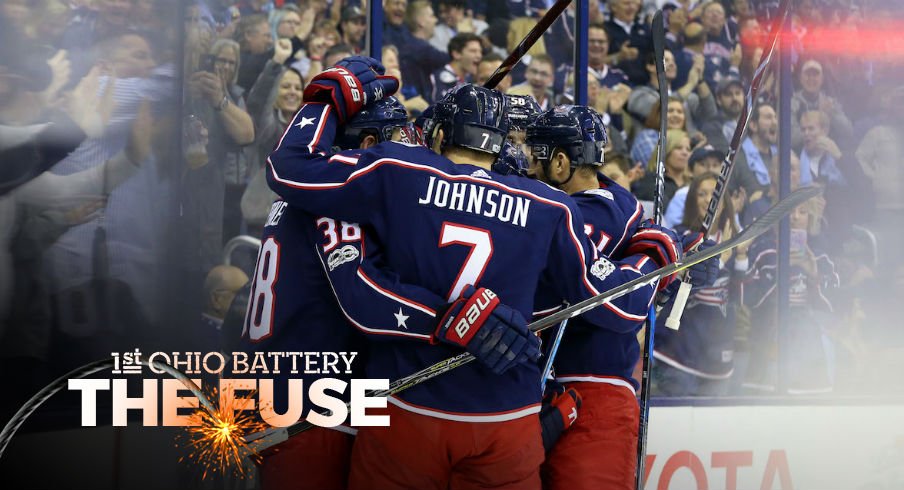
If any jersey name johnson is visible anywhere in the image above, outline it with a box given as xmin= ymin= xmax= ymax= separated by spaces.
xmin=417 ymin=175 xmax=531 ymax=228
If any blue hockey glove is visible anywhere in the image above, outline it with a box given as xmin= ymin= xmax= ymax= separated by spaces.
xmin=492 ymin=141 xmax=529 ymax=176
xmin=435 ymin=286 xmax=541 ymax=375
xmin=539 ymin=382 xmax=582 ymax=453
xmin=303 ymin=56 xmax=399 ymax=122
xmin=625 ymin=220 xmax=683 ymax=291
xmin=680 ymin=231 xmax=719 ymax=287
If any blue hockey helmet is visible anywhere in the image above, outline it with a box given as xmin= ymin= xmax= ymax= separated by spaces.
xmin=335 ymin=96 xmax=409 ymax=150
xmin=505 ymin=94 xmax=541 ymax=132
xmin=526 ymin=105 xmax=608 ymax=167
xmin=492 ymin=140 xmax=529 ymax=176
xmin=427 ymin=84 xmax=509 ymax=155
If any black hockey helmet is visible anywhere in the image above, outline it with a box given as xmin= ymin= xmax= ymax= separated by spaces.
xmin=427 ymin=83 xmax=509 ymax=155
xmin=505 ymin=94 xmax=541 ymax=132
xmin=526 ymin=105 xmax=608 ymax=167
xmin=335 ymin=96 xmax=409 ymax=150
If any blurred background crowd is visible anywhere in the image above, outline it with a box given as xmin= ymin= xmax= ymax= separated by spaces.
xmin=1 ymin=0 xmax=903 ymax=425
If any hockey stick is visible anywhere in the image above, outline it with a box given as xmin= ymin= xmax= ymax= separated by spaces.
xmin=664 ymin=0 xmax=792 ymax=330
xmin=244 ymin=185 xmax=822 ymax=451
xmin=483 ymin=0 xmax=573 ymax=89
xmin=636 ymin=11 xmax=668 ymax=490
xmin=246 ymin=3 xmax=576 ymax=452
xmin=540 ymin=319 xmax=569 ymax=391
xmin=0 ymin=356 xmax=213 ymax=461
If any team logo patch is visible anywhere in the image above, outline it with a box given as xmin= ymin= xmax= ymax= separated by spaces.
xmin=590 ymin=257 xmax=616 ymax=281
xmin=470 ymin=169 xmax=491 ymax=179
xmin=327 ymin=245 xmax=360 ymax=270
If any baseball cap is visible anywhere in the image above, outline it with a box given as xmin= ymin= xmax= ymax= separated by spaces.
xmin=341 ymin=6 xmax=365 ymax=22
xmin=715 ymin=77 xmax=743 ymax=95
xmin=689 ymin=144 xmax=724 ymax=169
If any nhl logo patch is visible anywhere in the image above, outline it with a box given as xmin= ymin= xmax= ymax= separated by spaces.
xmin=327 ymin=245 xmax=360 ymax=270
xmin=590 ymin=257 xmax=616 ymax=281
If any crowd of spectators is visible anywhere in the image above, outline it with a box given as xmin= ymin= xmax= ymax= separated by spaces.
xmin=1 ymin=0 xmax=903 ymax=419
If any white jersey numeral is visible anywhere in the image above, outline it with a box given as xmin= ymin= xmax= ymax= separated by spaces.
xmin=317 ymin=217 xmax=361 ymax=251
xmin=439 ymin=222 xmax=494 ymax=301
xmin=243 ymin=237 xmax=280 ymax=341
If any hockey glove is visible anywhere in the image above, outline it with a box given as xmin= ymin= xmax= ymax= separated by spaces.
xmin=680 ymin=231 xmax=719 ymax=287
xmin=539 ymin=382 xmax=582 ymax=453
xmin=303 ymin=56 xmax=399 ymax=123
xmin=625 ymin=220 xmax=683 ymax=291
xmin=435 ymin=286 xmax=541 ymax=375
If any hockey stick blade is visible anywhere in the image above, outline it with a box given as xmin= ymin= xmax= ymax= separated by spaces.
xmin=484 ymin=0 xmax=572 ymax=89
xmin=244 ymin=186 xmax=822 ymax=450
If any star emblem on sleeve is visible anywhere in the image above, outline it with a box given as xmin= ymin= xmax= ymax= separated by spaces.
xmin=394 ymin=308 xmax=409 ymax=329
xmin=295 ymin=116 xmax=316 ymax=129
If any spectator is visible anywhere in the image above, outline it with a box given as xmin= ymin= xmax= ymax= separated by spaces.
xmin=59 ymin=0 xmax=135 ymax=79
xmin=234 ymin=13 xmax=273 ymax=91
xmin=199 ymin=265 xmax=248 ymax=351
xmin=338 ymin=6 xmax=367 ymax=53
xmin=270 ymin=7 xmax=314 ymax=62
xmin=739 ymin=102 xmax=778 ymax=193
xmin=663 ymin=144 xmax=725 ymax=228
xmin=188 ymin=38 xmax=255 ymax=270
xmin=856 ymin=86 xmax=904 ymax=269
xmin=799 ymin=110 xmax=846 ymax=187
xmin=630 ymin=95 xmax=703 ymax=169
xmin=241 ymin=38 xmax=301 ymax=235
xmin=743 ymin=200 xmax=839 ymax=395
xmin=626 ymin=49 xmax=716 ymax=134
xmin=430 ymin=0 xmax=467 ymax=52
xmin=383 ymin=0 xmax=410 ymax=48
xmin=604 ymin=0 xmax=652 ymax=85
xmin=554 ymin=23 xmax=632 ymax=129
xmin=430 ymin=32 xmax=482 ymax=102
xmin=398 ymin=0 xmax=449 ymax=99
xmin=382 ymin=44 xmax=428 ymax=115
xmin=700 ymin=0 xmax=739 ymax=64
xmin=791 ymin=59 xmax=853 ymax=149
xmin=679 ymin=20 xmax=739 ymax=92
xmin=654 ymin=171 xmax=744 ymax=396
xmin=631 ymin=128 xmax=691 ymax=206
xmin=699 ymin=76 xmax=743 ymax=149
xmin=323 ymin=44 xmax=354 ymax=69
xmin=587 ymin=23 xmax=631 ymax=89
xmin=476 ymin=52 xmax=512 ymax=93
xmin=507 ymin=54 xmax=555 ymax=109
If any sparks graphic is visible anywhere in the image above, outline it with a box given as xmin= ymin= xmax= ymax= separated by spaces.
xmin=177 ymin=385 xmax=268 ymax=480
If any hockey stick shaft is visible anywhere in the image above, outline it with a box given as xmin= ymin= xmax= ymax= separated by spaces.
xmin=540 ymin=319 xmax=569 ymax=391
xmin=0 ymin=357 xmax=212 ymax=460
xmin=665 ymin=0 xmax=792 ymax=331
xmin=637 ymin=11 xmax=667 ymax=490
xmin=244 ymin=186 xmax=822 ymax=450
xmin=701 ymin=0 xmax=791 ymax=234
xmin=483 ymin=0 xmax=573 ymax=89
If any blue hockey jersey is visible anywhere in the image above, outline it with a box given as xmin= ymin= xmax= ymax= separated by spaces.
xmin=265 ymin=102 xmax=663 ymax=420
xmin=550 ymin=175 xmax=649 ymax=391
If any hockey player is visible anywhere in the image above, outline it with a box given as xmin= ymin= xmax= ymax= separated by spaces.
xmin=505 ymin=93 xmax=542 ymax=152
xmin=265 ymin=56 xmax=685 ymax=489
xmin=242 ymin=96 xmax=535 ymax=490
xmin=525 ymin=106 xmax=719 ymax=490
